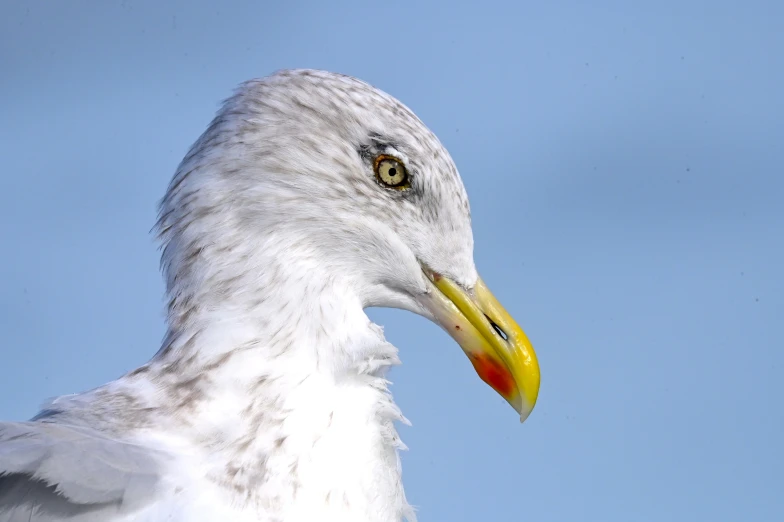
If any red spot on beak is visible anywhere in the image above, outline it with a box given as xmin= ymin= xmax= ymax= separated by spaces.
xmin=468 ymin=353 xmax=515 ymax=398
xmin=455 ymin=325 xmax=461 ymax=330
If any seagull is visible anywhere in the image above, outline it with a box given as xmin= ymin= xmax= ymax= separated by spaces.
xmin=0 ymin=69 xmax=540 ymax=522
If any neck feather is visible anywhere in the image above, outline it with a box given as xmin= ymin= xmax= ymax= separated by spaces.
xmin=104 ymin=151 xmax=416 ymax=519
xmin=114 ymin=242 xmax=413 ymax=521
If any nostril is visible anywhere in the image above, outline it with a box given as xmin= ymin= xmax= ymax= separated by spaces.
xmin=485 ymin=314 xmax=508 ymax=341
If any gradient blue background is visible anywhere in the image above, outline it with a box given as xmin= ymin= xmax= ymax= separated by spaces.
xmin=1 ymin=1 xmax=782 ymax=520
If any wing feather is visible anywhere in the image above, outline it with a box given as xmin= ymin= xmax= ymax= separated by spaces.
xmin=0 ymin=422 xmax=164 ymax=522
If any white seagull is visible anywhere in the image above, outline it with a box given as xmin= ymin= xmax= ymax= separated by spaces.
xmin=0 ymin=70 xmax=540 ymax=522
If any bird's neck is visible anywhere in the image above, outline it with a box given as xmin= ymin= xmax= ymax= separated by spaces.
xmin=119 ymin=262 xmax=414 ymax=521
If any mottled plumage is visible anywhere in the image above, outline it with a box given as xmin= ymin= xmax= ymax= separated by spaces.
xmin=0 ymin=69 xmax=536 ymax=522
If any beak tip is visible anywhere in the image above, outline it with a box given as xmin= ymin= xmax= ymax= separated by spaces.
xmin=517 ymin=400 xmax=536 ymax=424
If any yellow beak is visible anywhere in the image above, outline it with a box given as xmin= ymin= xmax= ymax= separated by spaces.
xmin=420 ymin=271 xmax=540 ymax=422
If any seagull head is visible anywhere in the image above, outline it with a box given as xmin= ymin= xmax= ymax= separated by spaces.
xmin=157 ymin=69 xmax=540 ymax=422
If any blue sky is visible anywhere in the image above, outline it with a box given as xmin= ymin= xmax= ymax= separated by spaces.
xmin=1 ymin=1 xmax=782 ymax=520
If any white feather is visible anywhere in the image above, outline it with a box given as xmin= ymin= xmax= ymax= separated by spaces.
xmin=0 ymin=69 xmax=479 ymax=522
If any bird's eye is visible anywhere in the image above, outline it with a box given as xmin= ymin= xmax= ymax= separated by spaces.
xmin=374 ymin=155 xmax=409 ymax=190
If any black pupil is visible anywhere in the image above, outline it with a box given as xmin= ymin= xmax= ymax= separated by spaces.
xmin=388 ymin=167 xmax=397 ymax=177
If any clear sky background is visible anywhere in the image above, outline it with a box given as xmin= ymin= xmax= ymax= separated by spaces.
xmin=1 ymin=1 xmax=782 ymax=520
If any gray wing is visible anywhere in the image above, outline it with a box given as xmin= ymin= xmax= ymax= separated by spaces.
xmin=0 ymin=421 xmax=164 ymax=521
